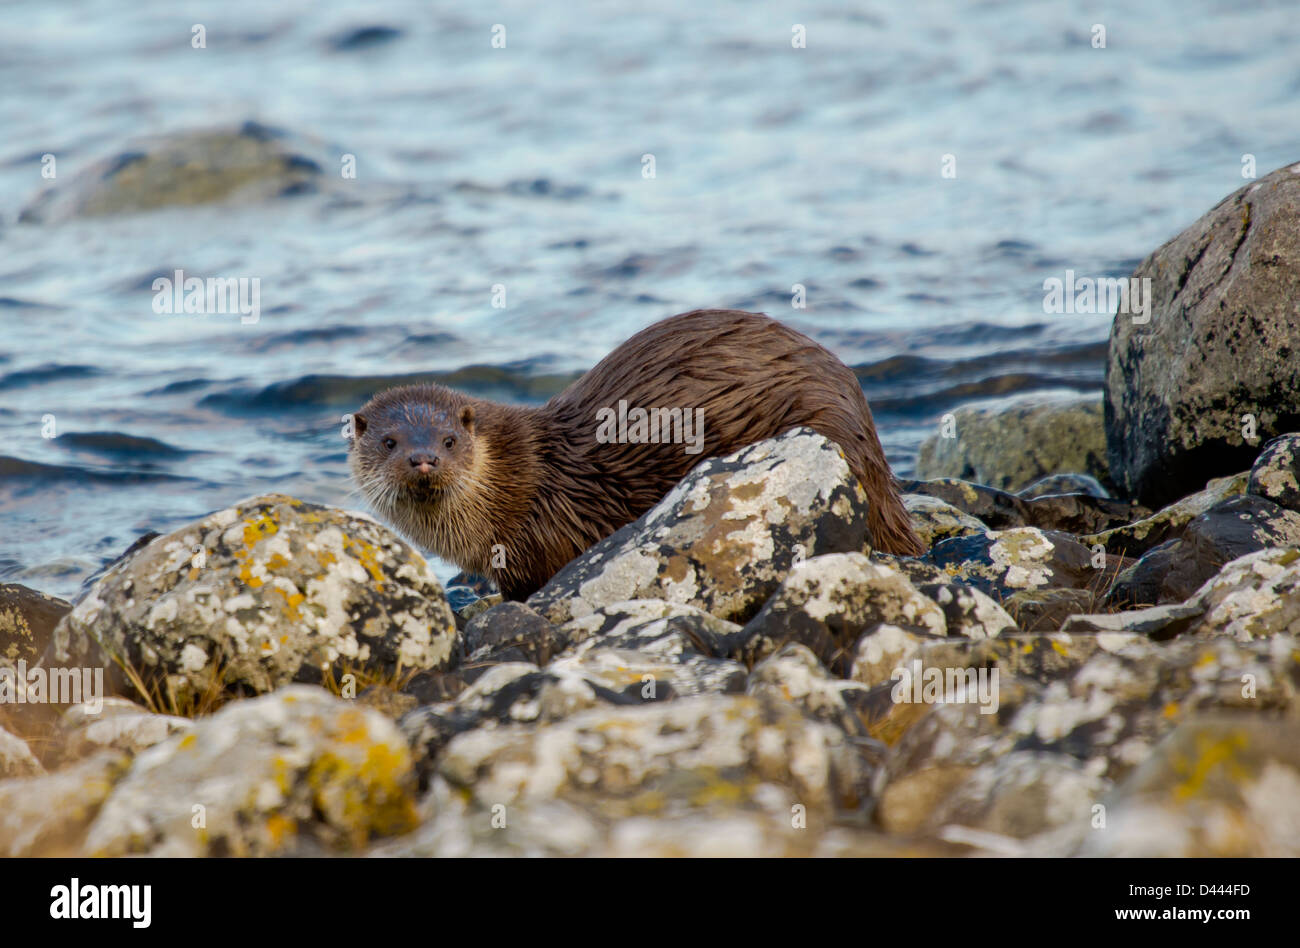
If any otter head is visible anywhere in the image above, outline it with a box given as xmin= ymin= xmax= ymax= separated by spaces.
xmin=348 ymin=385 xmax=478 ymax=517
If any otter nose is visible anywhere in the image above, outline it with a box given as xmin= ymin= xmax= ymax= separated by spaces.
xmin=409 ymin=452 xmax=438 ymax=473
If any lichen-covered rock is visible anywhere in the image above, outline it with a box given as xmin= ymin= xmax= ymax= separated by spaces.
xmin=748 ymin=643 xmax=889 ymax=742
xmin=1077 ymin=715 xmax=1300 ymax=856
xmin=435 ymin=693 xmax=877 ymax=821
xmin=550 ymin=606 xmax=747 ymax=700
xmin=902 ymin=477 xmax=1142 ymax=535
xmin=903 ymin=494 xmax=987 ymax=548
xmin=61 ymin=698 xmax=192 ymax=758
xmin=909 ymin=580 xmax=1019 ymax=639
xmin=1246 ymin=432 xmax=1300 ymax=511
xmin=1105 ymin=161 xmax=1300 ymax=508
xmin=1082 ymin=471 xmax=1248 ymax=558
xmin=1 ymin=583 xmax=70 ymax=668
xmin=555 ymin=599 xmax=740 ymax=659
xmin=916 ymin=395 xmax=1110 ymax=492
xmin=884 ymin=750 xmax=1109 ymax=841
xmin=53 ymin=493 xmax=457 ymax=706
xmin=527 ymin=429 xmax=873 ymax=625
xmin=850 ymin=623 xmax=945 ymax=690
xmin=1179 ymin=547 xmax=1300 ymax=640
xmin=0 ymin=724 xmax=42 ymax=777
xmin=923 ymin=528 xmax=1112 ymax=601
xmin=83 ymin=686 xmax=418 ymax=856
xmin=1017 ymin=473 xmax=1110 ymax=499
xmin=462 ymin=601 xmax=564 ymax=666
xmin=20 ymin=122 xmax=327 ymax=223
xmin=1106 ymin=495 xmax=1300 ymax=607
xmin=0 ymin=752 xmax=130 ymax=856
xmin=738 ymin=553 xmax=947 ymax=673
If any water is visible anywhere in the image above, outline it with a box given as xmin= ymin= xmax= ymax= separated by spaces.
xmin=1 ymin=0 xmax=1297 ymax=599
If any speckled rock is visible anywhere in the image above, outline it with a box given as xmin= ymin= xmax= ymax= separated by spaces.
xmin=20 ymin=122 xmax=327 ymax=223
xmin=923 ymin=527 xmax=1113 ymax=601
xmin=53 ymin=493 xmax=457 ymax=706
xmin=1106 ymin=161 xmax=1300 ymax=507
xmin=903 ymin=494 xmax=987 ymax=548
xmin=83 ymin=686 xmax=418 ymax=856
xmin=1077 ymin=715 xmax=1300 ymax=856
xmin=554 ymin=598 xmax=740 ymax=659
xmin=902 ymin=477 xmax=1142 ymax=535
xmin=1246 ymin=432 xmax=1300 ymax=511
xmin=0 ymin=724 xmax=42 ymax=777
xmin=1178 ymin=547 xmax=1300 ymax=640
xmin=1106 ymin=495 xmax=1300 ymax=607
xmin=909 ymin=580 xmax=1019 ymax=639
xmin=434 ymin=692 xmax=877 ymax=822
xmin=0 ymin=751 xmax=130 ymax=856
xmin=462 ymin=601 xmax=563 ymax=666
xmin=748 ymin=643 xmax=890 ymax=742
xmin=1017 ymin=473 xmax=1110 ymax=499
xmin=527 ymin=429 xmax=873 ymax=625
xmin=1 ymin=583 xmax=70 ymax=668
xmin=61 ymin=698 xmax=192 ymax=759
xmin=739 ymin=553 xmax=947 ymax=673
xmin=1083 ymin=471 xmax=1247 ymax=558
xmin=916 ymin=395 xmax=1110 ymax=492
xmin=850 ymin=623 xmax=946 ymax=690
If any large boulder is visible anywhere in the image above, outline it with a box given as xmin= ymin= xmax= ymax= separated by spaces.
xmin=526 ymin=429 xmax=873 ymax=625
xmin=1106 ymin=161 xmax=1300 ymax=507
xmin=53 ymin=494 xmax=458 ymax=706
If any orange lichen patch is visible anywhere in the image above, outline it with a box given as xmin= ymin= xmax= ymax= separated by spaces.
xmin=265 ymin=812 xmax=298 ymax=849
xmin=242 ymin=513 xmax=279 ymax=548
xmin=1172 ymin=730 xmax=1250 ymax=802
xmin=269 ymin=586 xmax=306 ymax=622
xmin=341 ymin=535 xmax=387 ymax=587
xmin=1050 ymin=640 xmax=1069 ymax=657
xmin=1163 ymin=701 xmax=1180 ymax=719
xmin=178 ymin=733 xmax=199 ymax=751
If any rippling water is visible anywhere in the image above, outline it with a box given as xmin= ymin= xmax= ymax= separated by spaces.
xmin=1 ymin=0 xmax=1297 ymax=598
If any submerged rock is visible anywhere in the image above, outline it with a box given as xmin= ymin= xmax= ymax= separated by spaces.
xmin=20 ymin=122 xmax=328 ymax=223
xmin=53 ymin=493 xmax=457 ymax=706
xmin=1105 ymin=161 xmax=1300 ymax=507
xmin=527 ymin=429 xmax=873 ymax=625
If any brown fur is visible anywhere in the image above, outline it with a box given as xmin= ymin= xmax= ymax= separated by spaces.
xmin=349 ymin=309 xmax=923 ymax=600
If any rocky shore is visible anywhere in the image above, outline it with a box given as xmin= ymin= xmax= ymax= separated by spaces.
xmin=4 ymin=161 xmax=1300 ymax=857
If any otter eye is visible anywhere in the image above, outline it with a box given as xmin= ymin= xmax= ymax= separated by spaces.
xmin=443 ymin=436 xmax=456 ymax=450
xmin=383 ymin=438 xmax=397 ymax=451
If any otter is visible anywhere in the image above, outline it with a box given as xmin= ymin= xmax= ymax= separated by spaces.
xmin=349 ymin=309 xmax=922 ymax=601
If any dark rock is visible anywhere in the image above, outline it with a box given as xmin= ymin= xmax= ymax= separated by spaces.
xmin=1246 ymin=432 xmax=1300 ymax=511
xmin=1017 ymin=473 xmax=1110 ymax=499
xmin=1106 ymin=495 xmax=1300 ymax=607
xmin=1106 ymin=161 xmax=1300 ymax=508
xmin=923 ymin=528 xmax=1117 ymax=602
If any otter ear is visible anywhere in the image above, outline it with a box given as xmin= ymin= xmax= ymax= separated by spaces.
xmin=459 ymin=405 xmax=475 ymax=432
xmin=351 ymin=412 xmax=367 ymax=438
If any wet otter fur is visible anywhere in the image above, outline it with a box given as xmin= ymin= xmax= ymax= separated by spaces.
xmin=349 ymin=309 xmax=923 ymax=600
